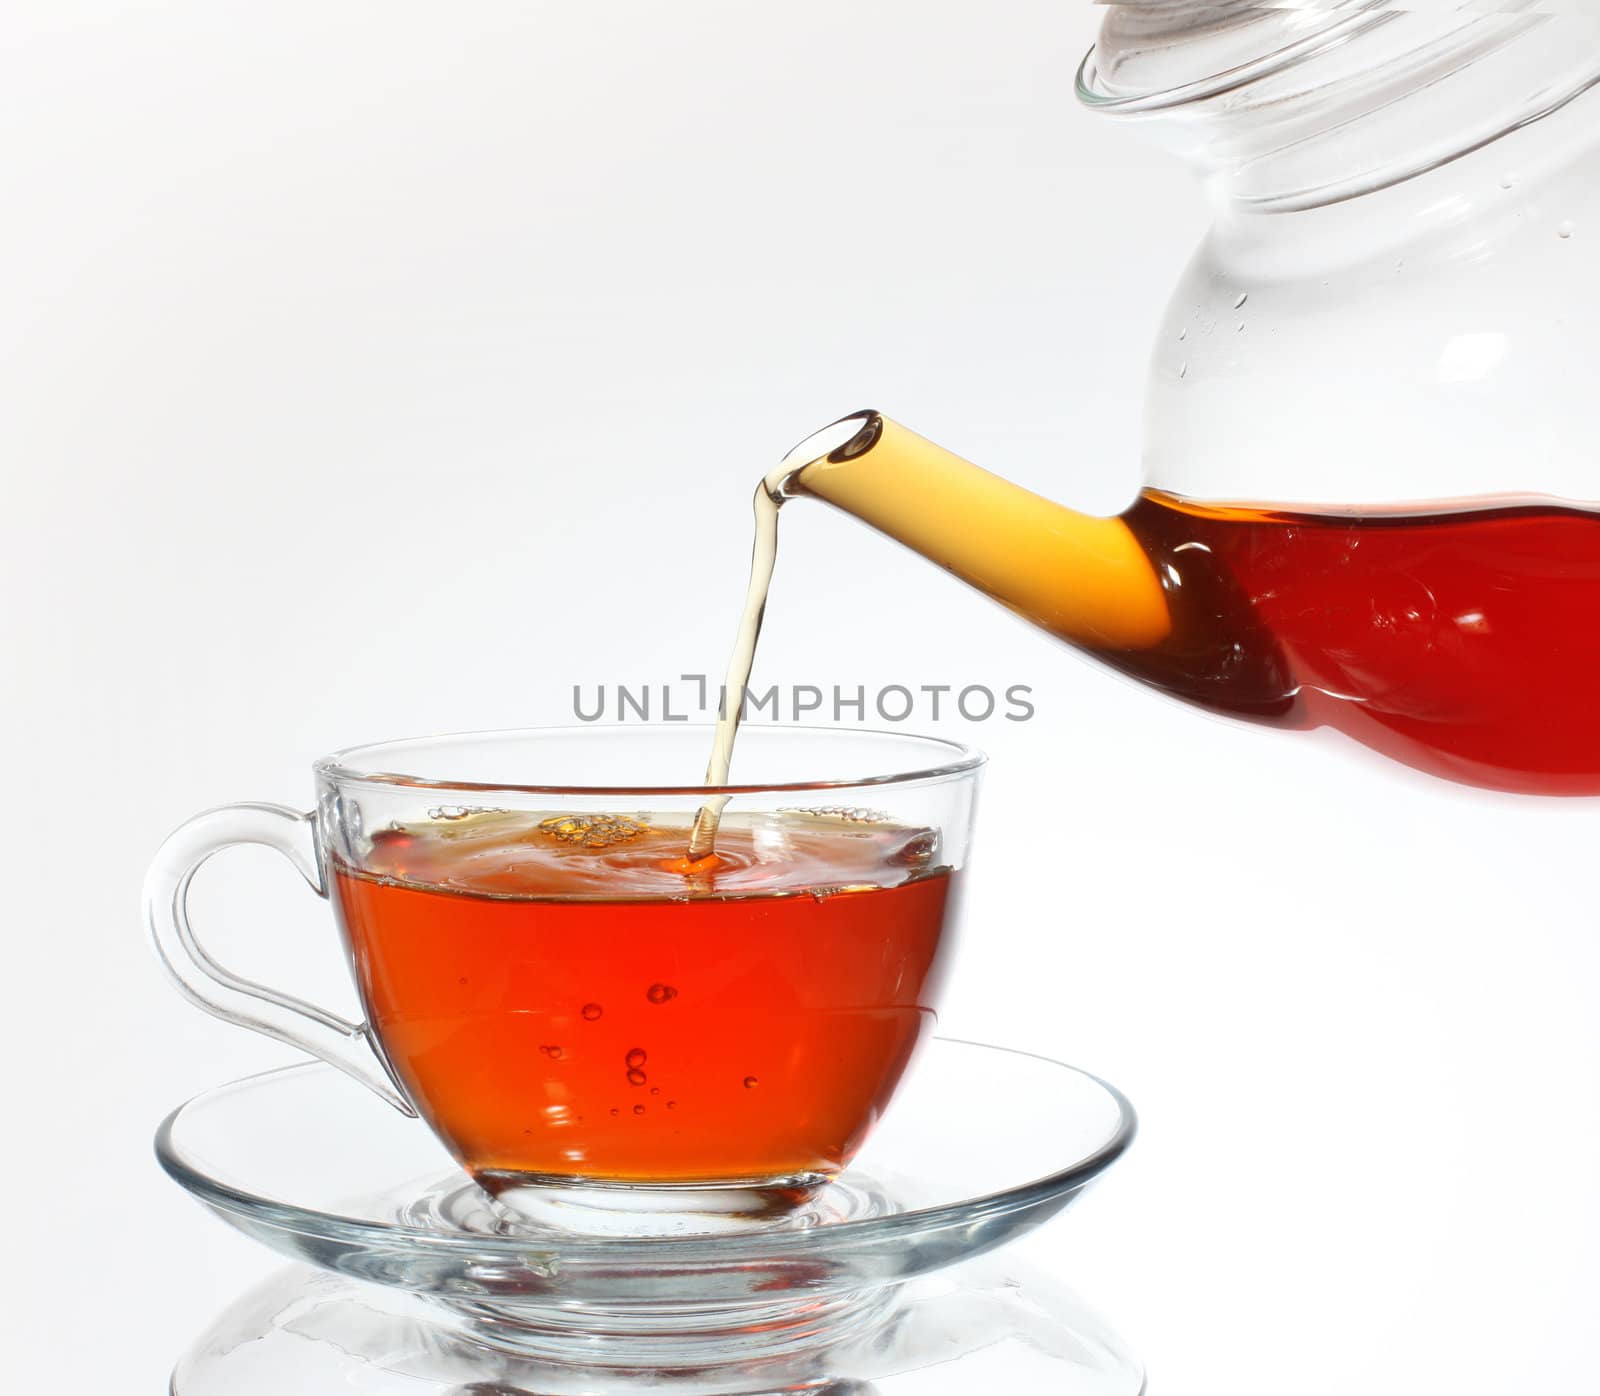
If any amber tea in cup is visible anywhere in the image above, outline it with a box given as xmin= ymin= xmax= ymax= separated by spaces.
xmin=335 ymin=807 xmax=956 ymax=1194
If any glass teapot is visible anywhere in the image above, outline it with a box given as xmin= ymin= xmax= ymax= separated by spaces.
xmin=770 ymin=2 xmax=1600 ymax=797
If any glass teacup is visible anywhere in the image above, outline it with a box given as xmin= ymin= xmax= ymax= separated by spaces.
xmin=145 ymin=726 xmax=982 ymax=1230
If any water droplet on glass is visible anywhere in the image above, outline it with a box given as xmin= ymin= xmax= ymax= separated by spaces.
xmin=581 ymin=1003 xmax=603 ymax=1021
xmin=1179 ymin=363 xmax=1189 ymax=380
xmin=540 ymin=1044 xmax=563 ymax=1059
xmin=650 ymin=1086 xmax=660 ymax=1095
xmin=1178 ymin=327 xmax=1188 ymax=342
xmin=457 ymin=977 xmax=469 ymax=987
xmin=1559 ymin=221 xmax=1575 ymax=239
xmin=667 ymin=1100 xmax=677 ymax=1109
xmin=1236 ymin=322 xmax=1245 ymax=333
xmin=1500 ymin=175 xmax=1515 ymax=191
xmin=1233 ymin=292 xmax=1249 ymax=310
xmin=647 ymin=983 xmax=678 ymax=1005
xmin=610 ymin=1108 xmax=619 ymax=1117
xmin=744 ymin=1076 xmax=759 ymax=1089
xmin=626 ymin=1048 xmax=647 ymax=1069
xmin=627 ymin=1068 xmax=647 ymax=1087
xmin=633 ymin=1104 xmax=646 ymax=1116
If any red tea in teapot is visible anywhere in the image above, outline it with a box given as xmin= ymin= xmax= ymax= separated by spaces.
xmin=1115 ymin=492 xmax=1600 ymax=795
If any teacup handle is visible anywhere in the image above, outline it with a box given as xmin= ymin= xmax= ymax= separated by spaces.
xmin=144 ymin=802 xmax=416 ymax=1116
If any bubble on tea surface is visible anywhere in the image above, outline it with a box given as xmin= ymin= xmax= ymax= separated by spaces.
xmin=744 ymin=1076 xmax=759 ymax=1089
xmin=538 ymin=812 xmax=651 ymax=849
xmin=780 ymin=805 xmax=889 ymax=825
xmin=429 ymin=805 xmax=474 ymax=821
xmin=647 ymin=982 xmax=678 ymax=1004
xmin=809 ymin=882 xmax=876 ymax=903
xmin=581 ymin=1003 xmax=603 ymax=1021
xmin=625 ymin=1048 xmax=647 ymax=1069
xmin=627 ymin=1068 xmax=647 ymax=1087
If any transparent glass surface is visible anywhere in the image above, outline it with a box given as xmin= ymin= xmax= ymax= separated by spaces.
xmin=156 ymin=1040 xmax=1135 ymax=1321
xmin=170 ymin=1257 xmax=1145 ymax=1395
xmin=315 ymin=723 xmax=982 ymax=794
xmin=1078 ymin=2 xmax=1600 ymax=506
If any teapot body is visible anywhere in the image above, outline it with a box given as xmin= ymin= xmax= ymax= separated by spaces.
xmin=1146 ymin=118 xmax=1600 ymax=508
xmin=1082 ymin=2 xmax=1600 ymax=506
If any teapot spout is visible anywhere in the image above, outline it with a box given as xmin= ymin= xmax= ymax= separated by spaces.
xmin=777 ymin=412 xmax=1172 ymax=652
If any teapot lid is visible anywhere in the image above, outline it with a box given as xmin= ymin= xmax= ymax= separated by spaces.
xmin=1080 ymin=3 xmax=1387 ymax=113
xmin=1078 ymin=2 xmax=1600 ymax=210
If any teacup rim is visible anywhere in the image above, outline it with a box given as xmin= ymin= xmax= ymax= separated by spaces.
xmin=313 ymin=723 xmax=987 ymax=798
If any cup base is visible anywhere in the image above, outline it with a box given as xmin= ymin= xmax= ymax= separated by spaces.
xmin=472 ymin=1167 xmax=876 ymax=1236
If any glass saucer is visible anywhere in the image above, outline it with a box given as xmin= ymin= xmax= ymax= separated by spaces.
xmin=157 ymin=1038 xmax=1135 ymax=1361
xmin=172 ymin=1257 xmax=1145 ymax=1395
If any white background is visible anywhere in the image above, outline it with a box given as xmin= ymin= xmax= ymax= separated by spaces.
xmin=6 ymin=2 xmax=1600 ymax=1391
